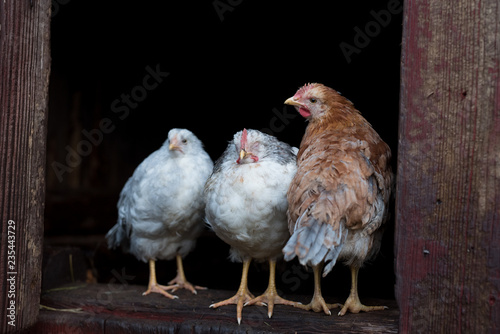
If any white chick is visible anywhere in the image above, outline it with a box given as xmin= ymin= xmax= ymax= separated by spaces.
xmin=204 ymin=129 xmax=298 ymax=324
xmin=106 ymin=128 xmax=213 ymax=298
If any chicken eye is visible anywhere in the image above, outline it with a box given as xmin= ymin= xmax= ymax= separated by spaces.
xmin=182 ymin=139 xmax=187 ymax=144
xmin=309 ymin=98 xmax=317 ymax=103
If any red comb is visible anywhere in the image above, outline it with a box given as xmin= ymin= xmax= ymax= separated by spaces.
xmin=240 ymin=128 xmax=248 ymax=149
xmin=296 ymin=82 xmax=319 ymax=97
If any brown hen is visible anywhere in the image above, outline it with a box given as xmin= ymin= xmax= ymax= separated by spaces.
xmin=283 ymin=83 xmax=393 ymax=316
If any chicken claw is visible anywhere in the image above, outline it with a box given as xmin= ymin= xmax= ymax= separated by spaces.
xmin=209 ymin=260 xmax=262 ymax=324
xmin=142 ymin=259 xmax=178 ymax=299
xmin=245 ymin=259 xmax=296 ymax=318
xmin=210 ymin=289 xmax=257 ymax=325
xmin=294 ymin=294 xmax=340 ymax=315
xmin=337 ymin=266 xmax=388 ymax=316
xmin=167 ymin=255 xmax=207 ymax=294
xmin=142 ymin=283 xmax=178 ymax=299
xmin=338 ymin=296 xmax=388 ymax=316
xmin=292 ymin=264 xmax=340 ymax=315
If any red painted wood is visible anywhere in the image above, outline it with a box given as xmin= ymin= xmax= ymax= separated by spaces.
xmin=396 ymin=0 xmax=500 ymax=332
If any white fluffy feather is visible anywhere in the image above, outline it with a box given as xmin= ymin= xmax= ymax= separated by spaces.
xmin=106 ymin=128 xmax=214 ymax=262
xmin=204 ymin=129 xmax=297 ymax=262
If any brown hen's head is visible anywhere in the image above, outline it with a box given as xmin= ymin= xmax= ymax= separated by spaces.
xmin=284 ymin=83 xmax=358 ymax=124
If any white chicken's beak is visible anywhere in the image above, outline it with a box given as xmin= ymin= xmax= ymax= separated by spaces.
xmin=169 ymin=137 xmax=183 ymax=153
xmin=239 ymin=149 xmax=247 ymax=161
xmin=169 ymin=143 xmax=179 ymax=151
xmin=284 ymin=97 xmax=304 ymax=107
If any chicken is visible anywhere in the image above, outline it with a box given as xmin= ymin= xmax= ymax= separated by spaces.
xmin=204 ymin=129 xmax=298 ymax=324
xmin=106 ymin=128 xmax=213 ymax=299
xmin=282 ymin=83 xmax=393 ymax=316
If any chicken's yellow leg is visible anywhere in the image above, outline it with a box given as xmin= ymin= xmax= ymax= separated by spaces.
xmin=167 ymin=254 xmax=207 ymax=294
xmin=294 ymin=262 xmax=341 ymax=315
xmin=142 ymin=259 xmax=178 ymax=299
xmin=338 ymin=266 xmax=388 ymax=316
xmin=209 ymin=259 xmax=262 ymax=324
xmin=245 ymin=259 xmax=296 ymax=318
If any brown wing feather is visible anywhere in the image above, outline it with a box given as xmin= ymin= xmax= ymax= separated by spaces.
xmin=284 ymin=121 xmax=393 ymax=273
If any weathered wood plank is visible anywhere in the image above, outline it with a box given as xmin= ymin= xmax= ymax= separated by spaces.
xmin=33 ymin=283 xmax=398 ymax=334
xmin=396 ymin=0 xmax=500 ymax=332
xmin=0 ymin=0 xmax=51 ymax=332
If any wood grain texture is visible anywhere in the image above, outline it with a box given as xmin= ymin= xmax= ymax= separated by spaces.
xmin=0 ymin=0 xmax=51 ymax=331
xmin=396 ymin=0 xmax=500 ymax=332
xmin=33 ymin=283 xmax=398 ymax=334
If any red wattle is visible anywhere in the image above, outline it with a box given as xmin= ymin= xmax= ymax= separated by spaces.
xmin=299 ymin=107 xmax=311 ymax=118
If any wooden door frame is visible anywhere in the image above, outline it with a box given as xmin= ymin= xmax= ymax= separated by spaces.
xmin=0 ymin=0 xmax=51 ymax=331
xmin=1 ymin=0 xmax=499 ymax=332
xmin=396 ymin=0 xmax=500 ymax=332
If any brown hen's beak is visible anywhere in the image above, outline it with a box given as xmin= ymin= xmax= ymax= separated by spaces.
xmin=284 ymin=97 xmax=303 ymax=107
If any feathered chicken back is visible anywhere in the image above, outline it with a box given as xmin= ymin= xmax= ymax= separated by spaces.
xmin=284 ymin=83 xmax=393 ymax=275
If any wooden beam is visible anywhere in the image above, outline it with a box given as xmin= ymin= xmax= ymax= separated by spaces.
xmin=396 ymin=0 xmax=500 ymax=332
xmin=33 ymin=283 xmax=399 ymax=333
xmin=0 ymin=0 xmax=51 ymax=331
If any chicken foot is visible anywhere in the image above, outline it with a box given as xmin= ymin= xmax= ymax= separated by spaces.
xmin=293 ymin=263 xmax=341 ymax=315
xmin=167 ymin=254 xmax=206 ymax=294
xmin=338 ymin=266 xmax=388 ymax=316
xmin=143 ymin=259 xmax=178 ymax=299
xmin=209 ymin=259 xmax=264 ymax=324
xmin=245 ymin=259 xmax=296 ymax=318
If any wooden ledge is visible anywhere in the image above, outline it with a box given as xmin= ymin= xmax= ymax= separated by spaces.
xmin=31 ymin=283 xmax=398 ymax=333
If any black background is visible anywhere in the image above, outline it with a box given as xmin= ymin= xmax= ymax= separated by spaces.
xmin=46 ymin=0 xmax=402 ymax=301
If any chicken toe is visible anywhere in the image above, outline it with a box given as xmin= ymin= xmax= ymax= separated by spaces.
xmin=142 ymin=283 xmax=178 ymax=299
xmin=293 ymin=264 xmax=340 ymax=315
xmin=143 ymin=259 xmax=178 ymax=299
xmin=338 ymin=266 xmax=387 ymax=316
xmin=338 ymin=295 xmax=387 ymax=316
xmin=245 ymin=259 xmax=295 ymax=318
xmin=209 ymin=259 xmax=257 ymax=324
xmin=167 ymin=255 xmax=206 ymax=294
xmin=294 ymin=293 xmax=340 ymax=315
